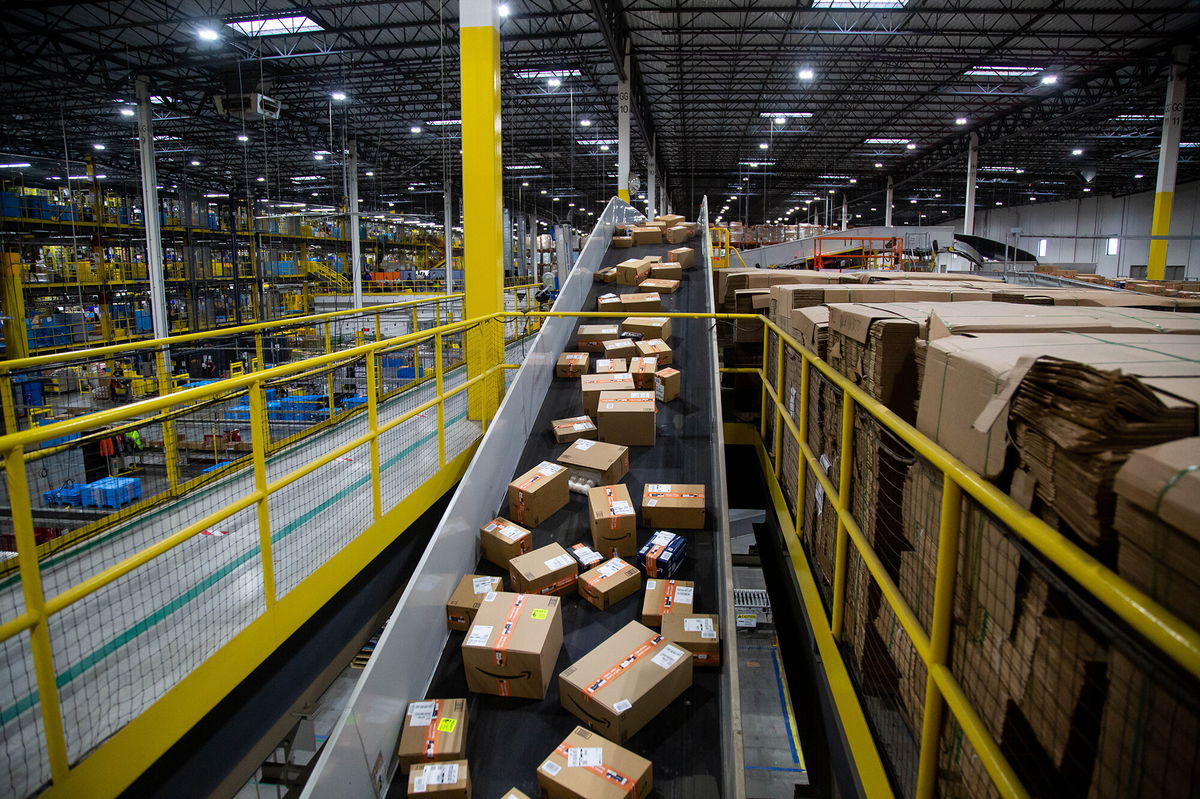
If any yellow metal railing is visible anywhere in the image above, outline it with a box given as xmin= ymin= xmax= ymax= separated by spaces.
xmin=708 ymin=227 xmax=747 ymax=269
xmin=0 ymin=310 xmax=514 ymax=798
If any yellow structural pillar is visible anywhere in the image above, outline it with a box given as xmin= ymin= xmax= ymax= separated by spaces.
xmin=460 ymin=0 xmax=505 ymax=421
xmin=617 ymin=48 xmax=631 ymax=203
xmin=1148 ymin=45 xmax=1188 ymax=281
xmin=1 ymin=251 xmax=28 ymax=360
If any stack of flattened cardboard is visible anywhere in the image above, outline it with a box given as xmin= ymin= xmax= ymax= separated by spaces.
xmin=1112 ymin=437 xmax=1200 ymax=630
xmin=1009 ymin=352 xmax=1200 ymax=545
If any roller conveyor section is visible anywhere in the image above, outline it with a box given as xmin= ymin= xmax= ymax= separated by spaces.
xmin=0 ymin=341 xmax=530 ymax=794
xmin=393 ymin=241 xmax=725 ymax=797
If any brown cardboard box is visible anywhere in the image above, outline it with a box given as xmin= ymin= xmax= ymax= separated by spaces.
xmin=596 ymin=293 xmax=623 ymax=313
xmin=507 ymin=461 xmax=569 ymax=527
xmin=593 ymin=358 xmax=628 ymax=375
xmin=635 ymin=338 xmax=673 ymax=366
xmin=654 ymin=367 xmax=680 ymax=402
xmin=555 ymin=352 xmax=589 ymax=378
xmin=588 ymin=484 xmax=638 ymax=556
xmin=398 ymin=699 xmax=469 ymax=772
xmin=406 ymin=759 xmax=470 ymax=796
xmin=643 ymin=220 xmax=667 ymax=230
xmin=925 ymin=301 xmax=1200 ymax=339
xmin=558 ymin=621 xmax=694 ymax=742
xmin=620 ymin=293 xmax=662 ymax=312
xmin=597 ymin=390 xmax=657 ymax=446
xmin=479 ymin=517 xmax=532 ymax=569
xmin=650 ymin=264 xmax=683 ymax=281
xmin=621 ymin=316 xmax=672 ymax=340
xmin=550 ymin=415 xmax=597 ymax=445
xmin=611 ymin=236 xmax=633 ymax=249
xmin=666 ymin=225 xmax=689 ymax=244
xmin=446 ymin=576 xmax=504 ymax=631
xmin=642 ymin=483 xmax=706 ymax=529
xmin=536 ymin=726 xmax=652 ymax=799
xmin=462 ymin=592 xmax=563 ymax=698
xmin=644 ymin=255 xmax=662 ymax=263
xmin=640 ymin=578 xmax=695 ymax=626
xmin=581 ymin=373 xmax=635 ymax=415
xmin=500 ymin=789 xmax=532 ymax=799
xmin=790 ymin=306 xmax=829 ymax=356
xmin=615 ymin=258 xmax=650 ymax=286
xmin=661 ymin=613 xmax=721 ymax=667
xmin=509 ymin=542 xmax=579 ymax=597
xmin=576 ymin=324 xmax=621 ymax=352
xmin=631 ymin=227 xmax=662 ymax=245
xmin=639 ymin=278 xmax=679 ymax=294
xmin=628 ymin=356 xmax=659 ymax=390
xmin=570 ymin=542 xmax=604 ymax=570
xmin=558 ymin=439 xmax=630 ymax=486
xmin=665 ymin=247 xmax=695 ymax=268
xmin=579 ymin=557 xmax=642 ymax=609
xmin=600 ymin=267 xmax=620 ymax=283
xmin=600 ymin=337 xmax=638 ymax=361
xmin=655 ymin=213 xmax=685 ymax=226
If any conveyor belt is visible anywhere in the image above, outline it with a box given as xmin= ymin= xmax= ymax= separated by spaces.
xmin=396 ymin=242 xmax=725 ymax=798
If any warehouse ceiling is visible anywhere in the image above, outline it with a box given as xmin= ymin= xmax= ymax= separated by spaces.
xmin=1 ymin=0 xmax=1199 ymax=228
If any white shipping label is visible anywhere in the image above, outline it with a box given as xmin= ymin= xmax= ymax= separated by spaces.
xmin=421 ymin=764 xmax=460 ymax=785
xmin=788 ymin=386 xmax=797 ymax=416
xmin=674 ymin=586 xmax=695 ymax=604
xmin=631 ymin=391 xmax=653 ymax=399
xmin=650 ymin=531 xmax=676 ymax=546
xmin=655 ymin=379 xmax=665 ymax=400
xmin=407 ymin=701 xmax=437 ymax=727
xmin=646 ymin=499 xmax=658 ymax=507
xmin=701 ymin=630 xmax=718 ymax=639
xmin=610 ymin=500 xmax=634 ymax=516
xmin=613 ymin=698 xmax=633 ymax=713
xmin=597 ymin=359 xmax=612 ymax=369
xmin=566 ymin=747 xmax=604 ymax=768
xmin=472 ymin=577 xmax=496 ymax=594
xmin=411 ymin=776 xmax=427 ymax=793
xmin=652 ymin=644 xmax=687 ymax=669
xmin=539 ymin=464 xmax=563 ymax=477
xmin=683 ymin=617 xmax=714 ymax=635
xmin=647 ymin=483 xmax=671 ymax=493
xmin=815 ymin=454 xmax=832 ymax=508
xmin=501 ymin=524 xmax=525 ymax=540
xmin=575 ymin=439 xmax=597 ymax=450
xmin=645 ymin=580 xmax=658 ymax=590
xmin=483 ymin=591 xmax=498 ymax=602
xmin=540 ymin=761 xmax=562 ymax=777
xmin=465 ymin=625 xmax=493 ymax=647
xmin=574 ymin=423 xmax=593 ymax=431
xmin=603 ymin=404 xmax=615 ymax=410
xmin=597 ymin=559 xmax=626 ymax=577
xmin=545 ymin=554 xmax=574 ymax=571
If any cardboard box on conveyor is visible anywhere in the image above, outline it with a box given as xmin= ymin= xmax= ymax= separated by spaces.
xmin=661 ymin=613 xmax=721 ymax=667
xmin=642 ymin=483 xmax=705 ymax=529
xmin=550 ymin=415 xmax=597 ymax=445
xmin=509 ymin=542 xmax=579 ymax=597
xmin=462 ymin=591 xmax=563 ymax=699
xmin=558 ymin=438 xmax=630 ymax=488
xmin=640 ymin=578 xmax=695 ymax=627
xmin=597 ymin=390 xmax=657 ymax=447
xmin=406 ymin=759 xmax=470 ymax=797
xmin=446 ymin=575 xmax=503 ymax=631
xmin=578 ymin=557 xmax=642 ymax=610
xmin=507 ymin=461 xmax=569 ymax=527
xmin=588 ymin=483 xmax=638 ymax=556
xmin=581 ymin=372 xmax=635 ymax=415
xmin=479 ymin=517 xmax=532 ymax=569
xmin=536 ymin=726 xmax=652 ymax=799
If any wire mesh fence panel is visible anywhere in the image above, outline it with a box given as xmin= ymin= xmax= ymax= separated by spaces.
xmin=0 ymin=631 xmax=49 ymax=798
xmin=376 ymin=405 xmax=441 ymax=515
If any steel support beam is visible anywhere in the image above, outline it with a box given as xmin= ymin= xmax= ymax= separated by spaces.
xmin=963 ymin=133 xmax=979 ymax=236
xmin=348 ymin=139 xmax=363 ymax=309
xmin=1148 ymin=45 xmax=1189 ymax=281
xmin=135 ymin=76 xmax=168 ymax=341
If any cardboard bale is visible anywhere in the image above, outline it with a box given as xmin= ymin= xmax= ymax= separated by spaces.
xmin=642 ymin=483 xmax=705 ymax=529
xmin=630 ymin=227 xmax=662 ymax=245
xmin=406 ymin=760 xmax=470 ymax=796
xmin=650 ymin=263 xmax=683 ymax=280
xmin=558 ymin=621 xmax=693 ymax=742
xmin=620 ymin=292 xmax=662 ymax=312
xmin=733 ymin=288 xmax=769 ymax=343
xmin=611 ymin=236 xmax=633 ymax=249
xmin=635 ymin=338 xmax=673 ymax=366
xmin=579 ymin=557 xmax=642 ymax=609
xmin=557 ymin=439 xmax=630 ymax=487
xmin=588 ymin=484 xmax=638 ymax=556
xmin=480 ymin=517 xmax=533 ymax=569
xmin=665 ymin=247 xmax=695 ymax=268
xmin=654 ymin=367 xmax=681 ymax=402
xmin=462 ymin=592 xmax=563 ymax=698
xmin=661 ymin=613 xmax=721 ymax=666
xmin=576 ymin=324 xmax=621 ymax=352
xmin=639 ymin=278 xmax=679 ymax=294
xmin=925 ymin=301 xmax=1200 ymax=339
xmin=570 ymin=542 xmax=604 ymax=570
xmin=628 ymin=356 xmax=659 ymax=390
xmin=509 ymin=542 xmax=579 ymax=597
xmin=446 ymin=576 xmax=504 ymax=631
xmin=637 ymin=530 xmax=686 ymax=578
xmin=597 ymin=390 xmax=657 ymax=446
xmin=615 ymin=258 xmax=651 ymax=286
xmin=789 ymin=306 xmax=829 ymax=357
xmin=593 ymin=358 xmax=628 ymax=375
xmin=398 ymin=699 xmax=469 ymax=772
xmin=596 ymin=293 xmax=623 ymax=313
xmin=556 ymin=352 xmax=589 ymax=378
xmin=581 ymin=373 xmax=635 ymax=416
xmin=551 ymin=415 xmax=597 ymax=445
xmin=600 ymin=337 xmax=638 ymax=361
xmin=507 ymin=461 xmax=569 ymax=527
xmin=874 ymin=599 xmax=925 ymax=736
xmin=666 ymin=225 xmax=689 ymax=244
xmin=536 ymin=726 xmax=652 ymax=799
xmin=621 ymin=316 xmax=672 ymax=340
xmin=640 ymin=578 xmax=695 ymax=627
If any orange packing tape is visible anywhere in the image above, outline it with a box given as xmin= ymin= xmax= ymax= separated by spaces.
xmin=493 ymin=594 xmax=526 ymax=667
xmin=645 ymin=489 xmax=704 ymax=499
xmin=553 ymin=743 xmax=639 ymax=797
xmin=583 ymin=634 xmax=665 ymax=698
xmin=422 ymin=699 xmax=443 ymax=761
xmin=659 ymin=580 xmax=677 ymax=616
xmin=538 ymin=573 xmax=577 ymax=595
xmin=645 ymin=543 xmax=665 ymax=577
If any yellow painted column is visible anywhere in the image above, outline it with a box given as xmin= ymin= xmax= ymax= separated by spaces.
xmin=617 ymin=49 xmax=631 ymax=203
xmin=1 ymin=251 xmax=28 ymax=360
xmin=1148 ymin=45 xmax=1189 ymax=281
xmin=460 ymin=0 xmax=505 ymax=421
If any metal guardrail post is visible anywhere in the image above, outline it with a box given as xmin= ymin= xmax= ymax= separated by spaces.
xmin=773 ymin=335 xmax=785 ymax=481
xmin=758 ymin=335 xmax=770 ymax=441
xmin=374 ymin=310 xmax=382 ymax=343
xmin=1 ymin=372 xmax=18 ymax=435
xmin=6 ymin=446 xmax=70 ymax=782
xmin=830 ymin=391 xmax=856 ymax=639
xmin=155 ymin=349 xmax=181 ymax=491
xmin=435 ymin=331 xmax=446 ymax=467
xmin=916 ymin=474 xmax=962 ymax=798
xmin=254 ymin=332 xmax=264 ymax=373
xmin=795 ymin=358 xmax=810 ymax=541
xmin=366 ymin=350 xmax=383 ymax=520
xmin=248 ymin=381 xmax=277 ymax=607
xmin=324 ymin=321 xmax=336 ymax=421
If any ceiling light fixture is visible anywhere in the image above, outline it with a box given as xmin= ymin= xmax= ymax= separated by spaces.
xmin=1071 ymin=148 xmax=1083 ymax=155
xmin=499 ymin=4 xmax=511 ymax=17
xmin=797 ymin=67 xmax=815 ymax=81
xmin=579 ymin=119 xmax=592 ymax=127
xmin=955 ymin=117 xmax=968 ymax=125
xmin=120 ymin=107 xmax=135 ymax=117
xmin=1040 ymin=74 xmax=1058 ymax=85
xmin=331 ymin=91 xmax=347 ymax=101
xmin=197 ymin=27 xmax=220 ymax=42
xmin=547 ymin=77 xmax=562 ymax=88
xmin=237 ymin=134 xmax=249 ymax=142
xmin=410 ymin=126 xmax=423 ymax=133
xmin=758 ymin=142 xmax=769 ymax=149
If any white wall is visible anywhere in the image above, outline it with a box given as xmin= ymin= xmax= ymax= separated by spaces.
xmin=948 ymin=179 xmax=1200 ymax=278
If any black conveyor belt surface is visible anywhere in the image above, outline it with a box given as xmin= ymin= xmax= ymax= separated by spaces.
xmin=391 ymin=241 xmax=724 ymax=798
